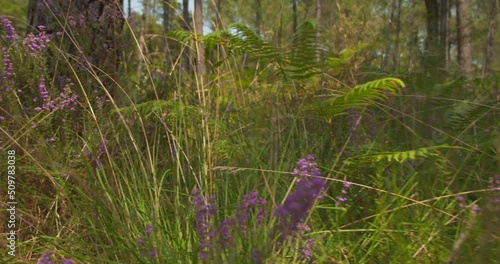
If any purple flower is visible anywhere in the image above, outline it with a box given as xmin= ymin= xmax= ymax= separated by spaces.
xmin=0 ymin=17 xmax=18 ymax=41
xmin=23 ymin=28 xmax=50 ymax=57
xmin=275 ymin=155 xmax=326 ymax=239
xmin=236 ymin=192 xmax=267 ymax=235
xmin=192 ymin=189 xmax=218 ymax=259
xmin=137 ymin=224 xmax=157 ymax=259
xmin=300 ymin=238 xmax=315 ymax=259
xmin=37 ymin=251 xmax=54 ymax=264
xmin=61 ymin=258 xmax=74 ymax=264
xmin=335 ymin=180 xmax=352 ymax=207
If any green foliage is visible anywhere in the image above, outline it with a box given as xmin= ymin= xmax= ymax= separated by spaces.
xmin=308 ymin=77 xmax=405 ymax=118
xmin=344 ymin=144 xmax=459 ymax=164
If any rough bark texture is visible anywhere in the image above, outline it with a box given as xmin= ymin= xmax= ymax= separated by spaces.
xmin=194 ymin=0 xmax=206 ymax=75
xmin=292 ymin=0 xmax=297 ymax=34
xmin=439 ymin=0 xmax=449 ymax=71
xmin=482 ymin=0 xmax=497 ymax=78
xmin=254 ymin=0 xmax=262 ymax=35
xmin=456 ymin=0 xmax=472 ymax=76
xmin=315 ymin=0 xmax=321 ymax=62
xmin=424 ymin=0 xmax=440 ymax=77
xmin=27 ymin=0 xmax=124 ymax=77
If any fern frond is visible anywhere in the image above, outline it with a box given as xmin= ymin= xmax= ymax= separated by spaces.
xmin=308 ymin=77 xmax=405 ymax=118
xmin=285 ymin=19 xmax=321 ymax=79
xmin=343 ymin=144 xmax=461 ymax=165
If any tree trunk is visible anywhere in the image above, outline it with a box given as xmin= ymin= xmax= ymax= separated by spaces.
xmin=292 ymin=0 xmax=297 ymax=34
xmin=255 ymin=0 xmax=262 ymax=35
xmin=456 ymin=0 xmax=472 ymax=76
xmin=194 ymin=0 xmax=207 ymax=75
xmin=382 ymin=0 xmax=396 ymax=70
xmin=163 ymin=0 xmax=171 ymax=67
xmin=424 ymin=0 xmax=440 ymax=78
xmin=439 ymin=0 xmax=449 ymax=73
xmin=315 ymin=0 xmax=321 ymax=61
xmin=393 ymin=0 xmax=402 ymax=71
xmin=482 ymin=0 xmax=497 ymax=78
xmin=27 ymin=0 xmax=124 ymax=92
xmin=136 ymin=0 xmax=149 ymax=80
xmin=182 ymin=0 xmax=190 ymax=71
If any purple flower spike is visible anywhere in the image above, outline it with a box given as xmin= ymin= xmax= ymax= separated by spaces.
xmin=61 ymin=258 xmax=74 ymax=264
xmin=275 ymin=155 xmax=326 ymax=239
xmin=37 ymin=251 xmax=54 ymax=264
xmin=336 ymin=180 xmax=352 ymax=207
xmin=192 ymin=189 xmax=218 ymax=260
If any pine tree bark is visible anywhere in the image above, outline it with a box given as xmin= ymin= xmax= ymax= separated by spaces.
xmin=315 ymin=0 xmax=321 ymax=62
xmin=292 ymin=0 xmax=298 ymax=34
xmin=439 ymin=0 xmax=449 ymax=72
xmin=27 ymin=0 xmax=124 ymax=73
xmin=482 ymin=0 xmax=497 ymax=78
xmin=255 ymin=0 xmax=262 ymax=35
xmin=194 ymin=0 xmax=207 ymax=75
xmin=456 ymin=0 xmax=472 ymax=76
xmin=163 ymin=0 xmax=171 ymax=67
xmin=424 ymin=0 xmax=440 ymax=77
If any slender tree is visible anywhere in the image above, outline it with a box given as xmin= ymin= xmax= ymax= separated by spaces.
xmin=292 ymin=0 xmax=298 ymax=34
xmin=27 ymin=0 xmax=125 ymax=92
xmin=315 ymin=0 xmax=321 ymax=61
xmin=255 ymin=0 xmax=262 ymax=35
xmin=456 ymin=0 xmax=472 ymax=76
xmin=482 ymin=0 xmax=497 ymax=78
xmin=424 ymin=0 xmax=440 ymax=77
xmin=163 ymin=0 xmax=171 ymax=66
xmin=194 ymin=0 xmax=206 ymax=75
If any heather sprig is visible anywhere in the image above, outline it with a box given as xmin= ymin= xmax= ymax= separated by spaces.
xmin=275 ymin=155 xmax=326 ymax=239
xmin=192 ymin=189 xmax=218 ymax=260
xmin=0 ymin=17 xmax=18 ymax=42
xmin=335 ymin=180 xmax=352 ymax=207
xmin=37 ymin=251 xmax=73 ymax=264
xmin=23 ymin=25 xmax=51 ymax=57
xmin=137 ymin=224 xmax=157 ymax=259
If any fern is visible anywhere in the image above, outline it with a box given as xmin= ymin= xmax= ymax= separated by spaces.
xmin=308 ymin=77 xmax=405 ymax=118
xmin=343 ymin=144 xmax=460 ymax=165
xmin=285 ymin=19 xmax=321 ymax=79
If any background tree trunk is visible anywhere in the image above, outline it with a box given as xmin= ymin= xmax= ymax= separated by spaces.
xmin=292 ymin=0 xmax=298 ymax=34
xmin=194 ymin=0 xmax=207 ymax=75
xmin=482 ymin=0 xmax=497 ymax=78
xmin=315 ymin=0 xmax=321 ymax=62
xmin=254 ymin=0 xmax=262 ymax=35
xmin=439 ymin=0 xmax=449 ymax=73
xmin=424 ymin=0 xmax=440 ymax=78
xmin=27 ymin=0 xmax=124 ymax=93
xmin=456 ymin=0 xmax=472 ymax=76
xmin=182 ymin=0 xmax=191 ymax=71
xmin=163 ymin=0 xmax=171 ymax=67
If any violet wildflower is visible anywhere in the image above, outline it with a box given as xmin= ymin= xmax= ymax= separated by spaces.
xmin=335 ymin=180 xmax=352 ymax=207
xmin=38 ymin=79 xmax=49 ymax=101
xmin=92 ymin=138 xmax=108 ymax=168
xmin=137 ymin=224 xmax=157 ymax=259
xmin=37 ymin=251 xmax=54 ymax=264
xmin=0 ymin=17 xmax=18 ymax=41
xmin=236 ymin=192 xmax=267 ymax=235
xmin=300 ymin=238 xmax=315 ymax=260
xmin=275 ymin=155 xmax=326 ymax=239
xmin=192 ymin=188 xmax=218 ymax=260
xmin=61 ymin=258 xmax=74 ymax=264
xmin=252 ymin=248 xmax=265 ymax=264
xmin=23 ymin=28 xmax=50 ymax=57
xmin=0 ymin=116 xmax=4 ymax=121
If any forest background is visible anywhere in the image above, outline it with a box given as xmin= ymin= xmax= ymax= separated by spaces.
xmin=0 ymin=0 xmax=499 ymax=263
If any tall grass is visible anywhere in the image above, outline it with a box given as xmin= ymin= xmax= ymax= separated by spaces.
xmin=0 ymin=10 xmax=498 ymax=264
